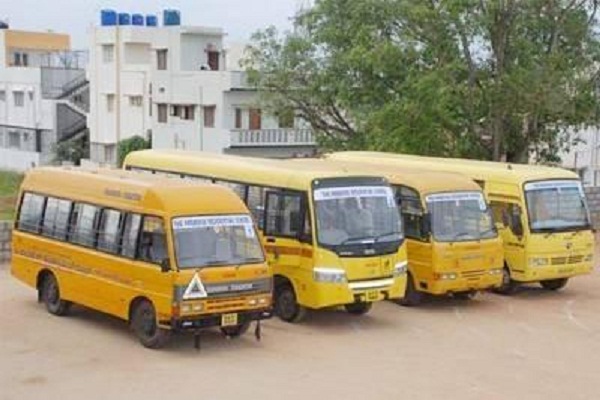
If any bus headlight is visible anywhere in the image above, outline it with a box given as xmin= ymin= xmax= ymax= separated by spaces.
xmin=314 ymin=268 xmax=346 ymax=283
xmin=529 ymin=257 xmax=549 ymax=267
xmin=488 ymin=268 xmax=503 ymax=275
xmin=394 ymin=261 xmax=408 ymax=276
xmin=435 ymin=272 xmax=457 ymax=280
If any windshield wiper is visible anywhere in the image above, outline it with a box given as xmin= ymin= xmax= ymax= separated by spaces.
xmin=374 ymin=231 xmax=402 ymax=242
xmin=340 ymin=235 xmax=376 ymax=245
xmin=451 ymin=232 xmax=472 ymax=240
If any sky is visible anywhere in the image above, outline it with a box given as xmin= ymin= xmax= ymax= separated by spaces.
xmin=0 ymin=0 xmax=302 ymax=48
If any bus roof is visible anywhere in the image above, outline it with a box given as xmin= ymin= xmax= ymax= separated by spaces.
xmin=21 ymin=167 xmax=249 ymax=217
xmin=288 ymin=158 xmax=482 ymax=196
xmin=328 ymin=151 xmax=579 ymax=185
xmin=124 ymin=150 xmax=387 ymax=191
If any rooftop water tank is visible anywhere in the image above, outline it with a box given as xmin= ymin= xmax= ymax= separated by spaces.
xmin=163 ymin=9 xmax=181 ymax=26
xmin=145 ymin=15 xmax=158 ymax=27
xmin=118 ymin=13 xmax=131 ymax=26
xmin=132 ymin=14 xmax=144 ymax=26
xmin=100 ymin=9 xmax=117 ymax=26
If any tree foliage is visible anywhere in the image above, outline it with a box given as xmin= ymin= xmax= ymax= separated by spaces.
xmin=244 ymin=0 xmax=600 ymax=162
xmin=117 ymin=135 xmax=150 ymax=167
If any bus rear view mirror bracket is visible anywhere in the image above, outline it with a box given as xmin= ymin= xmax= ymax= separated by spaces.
xmin=160 ymin=258 xmax=171 ymax=273
xmin=421 ymin=213 xmax=432 ymax=240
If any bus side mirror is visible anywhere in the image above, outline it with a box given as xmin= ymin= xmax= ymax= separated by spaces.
xmin=160 ymin=258 xmax=171 ymax=273
xmin=510 ymin=209 xmax=524 ymax=238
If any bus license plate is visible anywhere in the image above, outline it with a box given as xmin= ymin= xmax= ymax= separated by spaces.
xmin=221 ymin=313 xmax=238 ymax=327
xmin=366 ymin=290 xmax=379 ymax=302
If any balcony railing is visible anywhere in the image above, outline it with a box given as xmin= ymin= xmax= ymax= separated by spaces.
xmin=230 ymin=129 xmax=315 ymax=147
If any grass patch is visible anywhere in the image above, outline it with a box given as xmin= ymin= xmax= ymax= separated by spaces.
xmin=0 ymin=171 xmax=23 ymax=221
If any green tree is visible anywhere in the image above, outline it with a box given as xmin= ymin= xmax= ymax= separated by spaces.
xmin=117 ymin=135 xmax=150 ymax=167
xmin=244 ymin=0 xmax=600 ymax=162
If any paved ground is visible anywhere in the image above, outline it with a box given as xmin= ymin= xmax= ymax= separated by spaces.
xmin=1 ymin=263 xmax=600 ymax=400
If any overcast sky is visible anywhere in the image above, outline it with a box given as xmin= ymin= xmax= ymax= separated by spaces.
xmin=1 ymin=0 xmax=302 ymax=48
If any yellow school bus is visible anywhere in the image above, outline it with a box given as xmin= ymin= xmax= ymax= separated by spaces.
xmin=330 ymin=152 xmax=595 ymax=293
xmin=11 ymin=167 xmax=272 ymax=348
xmin=123 ymin=150 xmax=408 ymax=322
xmin=290 ymin=159 xmax=504 ymax=305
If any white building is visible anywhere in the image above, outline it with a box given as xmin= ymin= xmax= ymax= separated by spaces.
xmin=0 ymin=27 xmax=87 ymax=171
xmin=560 ymin=126 xmax=600 ymax=186
xmin=88 ymin=10 xmax=315 ymax=166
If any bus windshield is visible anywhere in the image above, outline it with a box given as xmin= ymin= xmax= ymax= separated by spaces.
xmin=426 ymin=192 xmax=496 ymax=242
xmin=314 ymin=185 xmax=403 ymax=246
xmin=172 ymin=215 xmax=264 ymax=269
xmin=525 ymin=180 xmax=590 ymax=232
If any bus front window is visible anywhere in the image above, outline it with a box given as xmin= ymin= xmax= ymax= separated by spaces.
xmin=426 ymin=192 xmax=496 ymax=242
xmin=525 ymin=180 xmax=590 ymax=232
xmin=314 ymin=185 xmax=402 ymax=247
xmin=172 ymin=215 xmax=265 ymax=269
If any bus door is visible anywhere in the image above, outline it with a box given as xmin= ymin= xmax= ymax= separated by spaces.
xmin=490 ymin=198 xmax=527 ymax=275
xmin=263 ymin=191 xmax=310 ymax=281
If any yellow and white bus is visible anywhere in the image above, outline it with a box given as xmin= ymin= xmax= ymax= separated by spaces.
xmin=330 ymin=152 xmax=595 ymax=293
xmin=124 ymin=150 xmax=408 ymax=322
xmin=290 ymin=159 xmax=504 ymax=305
xmin=11 ymin=167 xmax=272 ymax=348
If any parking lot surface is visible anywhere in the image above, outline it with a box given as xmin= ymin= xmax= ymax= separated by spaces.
xmin=1 ymin=263 xmax=600 ymax=400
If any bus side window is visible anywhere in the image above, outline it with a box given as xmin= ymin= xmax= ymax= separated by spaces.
xmin=265 ymin=192 xmax=302 ymax=238
xmin=121 ymin=214 xmax=142 ymax=258
xmin=97 ymin=209 xmax=123 ymax=254
xmin=69 ymin=203 xmax=101 ymax=248
xmin=397 ymin=186 xmax=424 ymax=240
xmin=18 ymin=193 xmax=45 ymax=233
xmin=138 ymin=216 xmax=167 ymax=264
xmin=247 ymin=185 xmax=266 ymax=229
xmin=42 ymin=197 xmax=72 ymax=240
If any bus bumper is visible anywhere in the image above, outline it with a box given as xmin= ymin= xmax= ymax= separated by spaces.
xmin=425 ymin=272 xmax=503 ymax=295
xmin=300 ymin=275 xmax=406 ymax=309
xmin=167 ymin=308 xmax=272 ymax=331
xmin=513 ymin=262 xmax=593 ymax=283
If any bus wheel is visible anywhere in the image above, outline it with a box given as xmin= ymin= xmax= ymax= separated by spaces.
xmin=344 ymin=302 xmax=373 ymax=315
xmin=399 ymin=273 xmax=422 ymax=306
xmin=40 ymin=273 xmax=71 ymax=316
xmin=493 ymin=268 xmax=517 ymax=295
xmin=275 ymin=284 xmax=306 ymax=323
xmin=540 ymin=278 xmax=569 ymax=291
xmin=220 ymin=321 xmax=251 ymax=338
xmin=131 ymin=300 xmax=170 ymax=349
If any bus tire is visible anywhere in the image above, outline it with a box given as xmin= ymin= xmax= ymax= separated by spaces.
xmin=344 ymin=302 xmax=373 ymax=315
xmin=493 ymin=267 xmax=517 ymax=295
xmin=540 ymin=278 xmax=569 ymax=291
xmin=275 ymin=283 xmax=306 ymax=323
xmin=40 ymin=272 xmax=71 ymax=316
xmin=220 ymin=321 xmax=251 ymax=338
xmin=399 ymin=273 xmax=423 ymax=306
xmin=131 ymin=300 xmax=170 ymax=349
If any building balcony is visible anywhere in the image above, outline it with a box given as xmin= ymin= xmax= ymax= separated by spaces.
xmin=229 ymin=129 xmax=315 ymax=147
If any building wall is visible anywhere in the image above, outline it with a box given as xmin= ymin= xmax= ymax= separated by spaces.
xmin=560 ymin=126 xmax=600 ymax=186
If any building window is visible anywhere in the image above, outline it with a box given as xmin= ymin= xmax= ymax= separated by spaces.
xmin=170 ymin=105 xmax=180 ymax=117
xmin=102 ymin=45 xmax=114 ymax=63
xmin=13 ymin=52 xmax=21 ymax=66
xmin=249 ymin=108 xmax=262 ymax=130
xmin=235 ymin=108 xmax=242 ymax=129
xmin=107 ymin=94 xmax=115 ymax=112
xmin=157 ymin=49 xmax=168 ymax=70
xmin=204 ymin=106 xmax=216 ymax=128
xmin=0 ymin=91 xmax=5 ymax=101
xmin=207 ymin=50 xmax=219 ymax=71
xmin=28 ymin=91 xmax=34 ymax=101
xmin=8 ymin=131 xmax=20 ymax=148
xmin=13 ymin=91 xmax=24 ymax=107
xmin=22 ymin=53 xmax=29 ymax=66
xmin=129 ymin=96 xmax=143 ymax=107
xmin=278 ymin=108 xmax=295 ymax=128
xmin=157 ymin=104 xmax=168 ymax=123
xmin=182 ymin=105 xmax=195 ymax=121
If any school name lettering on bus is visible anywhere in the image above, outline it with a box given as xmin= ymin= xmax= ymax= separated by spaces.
xmin=14 ymin=248 xmax=133 ymax=286
xmin=314 ymin=186 xmax=392 ymax=201
xmin=104 ymin=188 xmax=142 ymax=201
xmin=173 ymin=215 xmax=253 ymax=230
